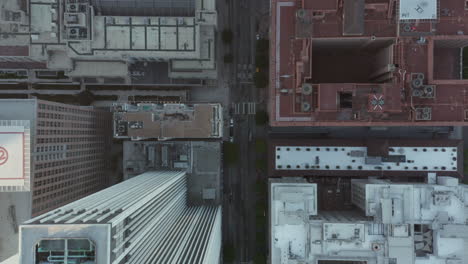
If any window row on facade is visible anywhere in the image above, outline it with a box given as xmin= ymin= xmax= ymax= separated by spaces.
xmin=39 ymin=103 xmax=104 ymax=117
xmin=34 ymin=155 xmax=105 ymax=170
xmin=36 ymin=136 xmax=107 ymax=144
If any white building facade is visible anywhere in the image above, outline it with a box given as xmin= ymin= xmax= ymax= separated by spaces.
xmin=19 ymin=170 xmax=222 ymax=264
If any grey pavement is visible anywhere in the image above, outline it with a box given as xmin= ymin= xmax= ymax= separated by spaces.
xmin=221 ymin=0 xmax=267 ymax=262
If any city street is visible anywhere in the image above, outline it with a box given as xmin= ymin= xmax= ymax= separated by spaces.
xmin=220 ymin=0 xmax=269 ymax=262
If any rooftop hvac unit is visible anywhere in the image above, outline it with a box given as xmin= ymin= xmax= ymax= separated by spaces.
xmin=422 ymin=85 xmax=436 ymax=98
xmin=302 ymin=83 xmax=313 ymax=95
xmin=403 ymin=23 xmax=413 ymax=32
xmin=413 ymin=85 xmax=436 ymax=98
xmin=424 ymin=85 xmax=434 ymax=94
xmin=129 ymin=121 xmax=143 ymax=129
xmin=411 ymin=72 xmax=425 ymax=81
xmin=415 ymin=107 xmax=432 ymax=121
xmin=78 ymin=4 xmax=87 ymax=12
xmin=412 ymin=88 xmax=423 ymax=97
xmin=67 ymin=4 xmax=78 ymax=12
xmin=117 ymin=125 xmax=126 ymax=133
xmin=296 ymin=9 xmax=307 ymax=19
xmin=65 ymin=14 xmax=79 ymax=24
xmin=412 ymin=78 xmax=423 ymax=88
xmin=67 ymin=28 xmax=79 ymax=39
xmin=301 ymin=102 xmax=311 ymax=112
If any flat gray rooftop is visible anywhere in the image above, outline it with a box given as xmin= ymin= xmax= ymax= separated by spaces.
xmin=188 ymin=141 xmax=221 ymax=206
xmin=123 ymin=141 xmax=221 ymax=206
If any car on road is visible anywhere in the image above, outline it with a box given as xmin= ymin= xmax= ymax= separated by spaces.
xmin=228 ymin=118 xmax=234 ymax=142
xmin=229 ymin=126 xmax=234 ymax=142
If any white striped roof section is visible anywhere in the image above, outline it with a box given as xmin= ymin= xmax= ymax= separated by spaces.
xmin=275 ymin=146 xmax=458 ymax=172
xmin=23 ymin=170 xmax=222 ymax=264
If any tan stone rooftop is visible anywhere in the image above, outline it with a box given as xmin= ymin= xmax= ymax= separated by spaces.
xmin=114 ymin=103 xmax=223 ymax=140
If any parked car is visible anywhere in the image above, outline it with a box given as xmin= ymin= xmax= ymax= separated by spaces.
xmin=229 ymin=126 xmax=234 ymax=142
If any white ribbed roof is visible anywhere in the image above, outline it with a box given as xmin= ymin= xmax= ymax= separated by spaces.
xmin=275 ymin=146 xmax=458 ymax=172
xmin=21 ymin=170 xmax=221 ymax=264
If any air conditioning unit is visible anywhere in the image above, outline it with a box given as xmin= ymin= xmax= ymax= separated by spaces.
xmin=422 ymin=85 xmax=436 ymax=98
xmin=412 ymin=88 xmax=423 ymax=97
xmin=415 ymin=107 xmax=432 ymax=121
xmin=411 ymin=78 xmax=423 ymax=88
xmin=67 ymin=4 xmax=78 ymax=12
xmin=301 ymin=102 xmax=311 ymax=112
xmin=296 ymin=9 xmax=307 ymax=19
xmin=67 ymin=28 xmax=79 ymax=39
xmin=411 ymin=72 xmax=425 ymax=81
xmin=413 ymin=85 xmax=436 ymax=98
xmin=78 ymin=4 xmax=87 ymax=12
xmin=302 ymin=83 xmax=313 ymax=95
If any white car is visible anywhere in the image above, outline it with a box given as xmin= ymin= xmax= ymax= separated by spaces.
xmin=229 ymin=119 xmax=234 ymax=142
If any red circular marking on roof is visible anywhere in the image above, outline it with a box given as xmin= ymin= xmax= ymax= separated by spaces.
xmin=0 ymin=147 xmax=8 ymax=166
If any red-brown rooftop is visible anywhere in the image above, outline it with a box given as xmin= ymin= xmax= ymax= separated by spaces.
xmin=270 ymin=0 xmax=468 ymax=126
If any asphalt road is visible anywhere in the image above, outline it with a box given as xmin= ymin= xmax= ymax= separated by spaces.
xmin=221 ymin=0 xmax=267 ymax=262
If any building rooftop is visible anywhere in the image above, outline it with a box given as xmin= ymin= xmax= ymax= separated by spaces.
xmin=269 ymin=138 xmax=463 ymax=178
xmin=270 ymin=175 xmax=468 ymax=264
xmin=0 ymin=0 xmax=217 ymax=84
xmin=20 ymin=171 xmax=222 ymax=264
xmin=113 ymin=102 xmax=223 ymax=140
xmin=269 ymin=178 xmax=317 ymax=264
xmin=123 ymin=140 xmax=221 ymax=205
xmin=270 ymin=0 xmax=468 ymax=126
xmin=399 ymin=0 xmax=438 ymax=20
xmin=0 ymin=120 xmax=30 ymax=192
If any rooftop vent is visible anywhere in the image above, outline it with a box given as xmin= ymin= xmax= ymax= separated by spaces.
xmin=296 ymin=9 xmax=307 ymax=20
xmin=67 ymin=28 xmax=79 ymax=39
xmin=411 ymin=73 xmax=435 ymax=98
xmin=301 ymin=102 xmax=311 ymax=112
xmin=66 ymin=4 xmax=78 ymax=12
xmin=302 ymin=83 xmax=313 ymax=95
xmin=415 ymin=107 xmax=432 ymax=121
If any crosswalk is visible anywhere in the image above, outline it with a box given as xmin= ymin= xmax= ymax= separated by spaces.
xmin=232 ymin=102 xmax=256 ymax=115
xmin=237 ymin=64 xmax=254 ymax=82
